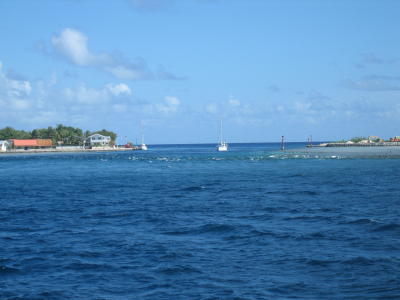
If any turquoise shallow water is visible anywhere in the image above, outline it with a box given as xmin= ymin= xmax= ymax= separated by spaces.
xmin=1 ymin=143 xmax=399 ymax=299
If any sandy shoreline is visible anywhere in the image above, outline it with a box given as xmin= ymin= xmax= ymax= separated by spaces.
xmin=0 ymin=147 xmax=139 ymax=155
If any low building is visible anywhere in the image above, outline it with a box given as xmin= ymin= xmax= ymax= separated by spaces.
xmin=359 ymin=139 xmax=371 ymax=144
xmin=10 ymin=139 xmax=53 ymax=150
xmin=368 ymin=136 xmax=383 ymax=142
xmin=86 ymin=134 xmax=111 ymax=147
xmin=0 ymin=140 xmax=11 ymax=152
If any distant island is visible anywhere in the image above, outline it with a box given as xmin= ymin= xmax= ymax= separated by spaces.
xmin=0 ymin=125 xmax=117 ymax=145
xmin=0 ymin=124 xmax=138 ymax=153
xmin=310 ymin=136 xmax=400 ymax=147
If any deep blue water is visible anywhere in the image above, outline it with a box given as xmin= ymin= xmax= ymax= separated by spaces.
xmin=1 ymin=143 xmax=399 ymax=299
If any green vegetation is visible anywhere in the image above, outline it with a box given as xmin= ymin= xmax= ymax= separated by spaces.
xmin=0 ymin=125 xmax=117 ymax=145
xmin=0 ymin=127 xmax=31 ymax=140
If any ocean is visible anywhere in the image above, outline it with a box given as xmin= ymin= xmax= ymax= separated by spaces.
xmin=1 ymin=143 xmax=399 ymax=299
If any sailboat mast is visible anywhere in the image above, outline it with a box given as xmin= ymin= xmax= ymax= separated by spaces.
xmin=140 ymin=122 xmax=144 ymax=145
xmin=220 ymin=120 xmax=223 ymax=144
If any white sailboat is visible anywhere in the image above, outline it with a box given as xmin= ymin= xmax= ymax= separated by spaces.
xmin=140 ymin=125 xmax=148 ymax=151
xmin=217 ymin=120 xmax=228 ymax=151
xmin=140 ymin=134 xmax=147 ymax=150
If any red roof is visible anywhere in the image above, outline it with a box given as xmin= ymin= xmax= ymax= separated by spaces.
xmin=11 ymin=139 xmax=53 ymax=147
xmin=36 ymin=139 xmax=53 ymax=147
xmin=11 ymin=139 xmax=38 ymax=147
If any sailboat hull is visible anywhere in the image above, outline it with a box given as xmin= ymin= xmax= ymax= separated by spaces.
xmin=217 ymin=144 xmax=228 ymax=151
xmin=217 ymin=120 xmax=228 ymax=151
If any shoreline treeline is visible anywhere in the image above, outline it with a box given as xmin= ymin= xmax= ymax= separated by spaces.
xmin=0 ymin=125 xmax=117 ymax=145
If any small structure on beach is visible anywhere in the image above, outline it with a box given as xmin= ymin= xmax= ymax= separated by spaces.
xmin=359 ymin=139 xmax=371 ymax=144
xmin=86 ymin=134 xmax=111 ymax=147
xmin=0 ymin=140 xmax=11 ymax=152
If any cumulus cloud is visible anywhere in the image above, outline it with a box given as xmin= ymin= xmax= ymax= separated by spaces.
xmin=206 ymin=97 xmax=254 ymax=117
xmin=156 ymin=65 xmax=187 ymax=80
xmin=0 ymin=65 xmax=31 ymax=98
xmin=363 ymin=74 xmax=400 ymax=81
xmin=307 ymin=90 xmax=331 ymax=101
xmin=10 ymin=99 xmax=31 ymax=111
xmin=112 ymin=104 xmax=128 ymax=113
xmin=6 ymin=80 xmax=31 ymax=97
xmin=342 ymin=78 xmax=400 ymax=91
xmin=0 ymin=63 xmax=32 ymax=110
xmin=156 ymin=96 xmax=181 ymax=113
xmin=63 ymin=85 xmax=108 ymax=104
xmin=52 ymin=28 xmax=97 ymax=66
xmin=63 ymin=82 xmax=133 ymax=104
xmin=292 ymin=101 xmax=316 ymax=114
xmin=205 ymin=103 xmax=218 ymax=114
xmin=228 ymin=98 xmax=240 ymax=107
xmin=51 ymin=28 xmax=168 ymax=80
xmin=106 ymin=83 xmax=132 ymax=96
xmin=0 ymin=62 xmax=191 ymax=132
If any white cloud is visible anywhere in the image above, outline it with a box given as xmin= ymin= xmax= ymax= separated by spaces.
xmin=156 ymin=96 xmax=180 ymax=113
xmin=52 ymin=28 xmax=97 ymax=66
xmin=51 ymin=28 xmax=151 ymax=80
xmin=0 ymin=62 xmax=186 ymax=130
xmin=105 ymin=65 xmax=143 ymax=80
xmin=0 ymin=68 xmax=32 ymax=98
xmin=343 ymin=78 xmax=400 ymax=92
xmin=228 ymin=98 xmax=240 ymax=107
xmin=50 ymin=28 xmax=180 ymax=81
xmin=293 ymin=101 xmax=314 ymax=114
xmin=206 ymin=103 xmax=218 ymax=114
xmin=63 ymin=85 xmax=108 ymax=104
xmin=165 ymin=96 xmax=180 ymax=106
xmin=7 ymin=80 xmax=31 ymax=97
xmin=106 ymin=83 xmax=132 ymax=96
xmin=63 ymin=82 xmax=133 ymax=104
xmin=10 ymin=99 xmax=31 ymax=110
xmin=276 ymin=105 xmax=285 ymax=113
xmin=0 ymin=64 xmax=33 ymax=111
xmin=112 ymin=104 xmax=127 ymax=113
xmin=206 ymin=98 xmax=251 ymax=117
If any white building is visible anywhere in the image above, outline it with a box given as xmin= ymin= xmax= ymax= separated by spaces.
xmin=0 ymin=140 xmax=10 ymax=152
xmin=86 ymin=134 xmax=111 ymax=147
xmin=359 ymin=139 xmax=371 ymax=144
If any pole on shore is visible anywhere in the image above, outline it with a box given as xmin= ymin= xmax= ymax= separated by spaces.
xmin=281 ymin=135 xmax=285 ymax=151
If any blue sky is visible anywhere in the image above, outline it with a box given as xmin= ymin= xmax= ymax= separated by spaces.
xmin=1 ymin=0 xmax=400 ymax=143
